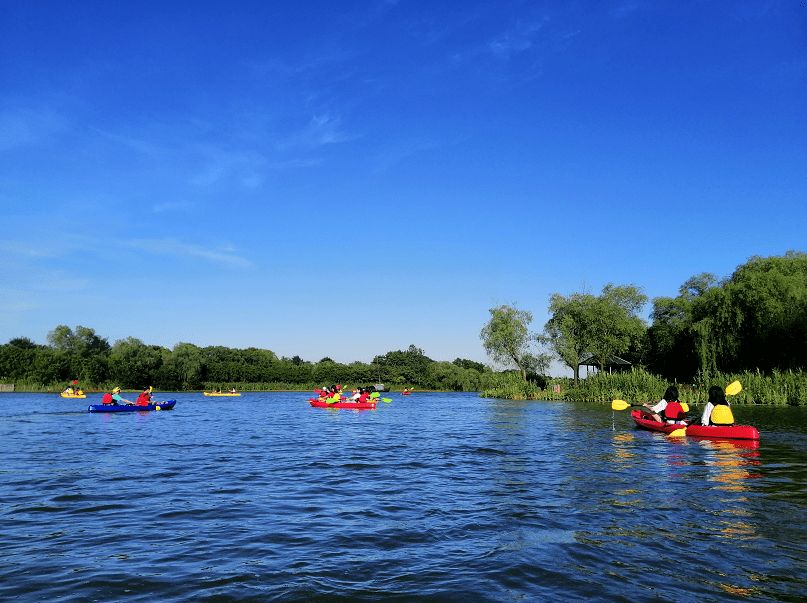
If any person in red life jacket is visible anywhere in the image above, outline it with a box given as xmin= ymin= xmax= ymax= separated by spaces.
xmin=101 ymin=387 xmax=133 ymax=405
xmin=643 ymin=385 xmax=686 ymax=424
xmin=135 ymin=387 xmax=152 ymax=406
xmin=356 ymin=388 xmax=370 ymax=403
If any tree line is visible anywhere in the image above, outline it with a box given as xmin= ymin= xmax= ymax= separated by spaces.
xmin=0 ymin=330 xmax=491 ymax=392
xmin=480 ymin=251 xmax=807 ymax=385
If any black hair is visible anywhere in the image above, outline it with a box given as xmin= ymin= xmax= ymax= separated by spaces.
xmin=663 ymin=385 xmax=679 ymax=402
xmin=708 ymin=385 xmax=727 ymax=405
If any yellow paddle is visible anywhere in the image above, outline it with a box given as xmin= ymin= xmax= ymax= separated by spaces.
xmin=611 ymin=399 xmax=641 ymax=411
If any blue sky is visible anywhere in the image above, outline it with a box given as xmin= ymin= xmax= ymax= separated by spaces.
xmin=1 ymin=0 xmax=805 ymax=372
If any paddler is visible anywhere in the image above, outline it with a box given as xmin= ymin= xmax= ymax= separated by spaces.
xmin=692 ymin=385 xmax=735 ymax=426
xmin=135 ymin=387 xmax=153 ymax=406
xmin=643 ymin=385 xmax=686 ymax=424
xmin=102 ymin=387 xmax=133 ymax=405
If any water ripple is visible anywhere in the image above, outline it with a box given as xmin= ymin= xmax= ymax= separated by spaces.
xmin=1 ymin=392 xmax=807 ymax=601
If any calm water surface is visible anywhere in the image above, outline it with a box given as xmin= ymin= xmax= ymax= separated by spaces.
xmin=2 ymin=392 xmax=806 ymax=602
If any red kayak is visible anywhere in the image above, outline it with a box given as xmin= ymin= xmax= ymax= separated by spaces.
xmin=309 ymin=398 xmax=377 ymax=409
xmin=631 ymin=410 xmax=759 ymax=440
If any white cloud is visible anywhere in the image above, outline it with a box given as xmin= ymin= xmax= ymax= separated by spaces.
xmin=275 ymin=114 xmax=356 ymax=151
xmin=124 ymin=238 xmax=256 ymax=269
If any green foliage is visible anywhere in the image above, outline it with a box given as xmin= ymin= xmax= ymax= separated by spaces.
xmin=373 ymin=345 xmax=433 ymax=387
xmin=544 ymin=284 xmax=647 ymax=385
xmin=480 ymin=305 xmax=548 ymax=380
xmin=108 ymin=338 xmax=165 ymax=388
xmin=452 ymin=357 xmax=487 ymax=373
xmin=563 ymin=368 xmax=670 ymax=403
xmin=647 ymin=251 xmax=807 ymax=380
xmin=480 ymin=371 xmax=544 ymax=399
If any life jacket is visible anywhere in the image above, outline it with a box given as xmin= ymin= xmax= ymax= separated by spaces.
xmin=135 ymin=393 xmax=150 ymax=406
xmin=102 ymin=393 xmax=114 ymax=405
xmin=663 ymin=401 xmax=686 ymax=422
xmin=710 ymin=403 xmax=734 ymax=425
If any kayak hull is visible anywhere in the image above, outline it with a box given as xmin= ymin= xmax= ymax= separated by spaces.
xmin=309 ymin=399 xmax=377 ymax=409
xmin=204 ymin=392 xmax=241 ymax=396
xmin=88 ymin=400 xmax=177 ymax=413
xmin=61 ymin=393 xmax=86 ymax=398
xmin=631 ymin=410 xmax=759 ymax=440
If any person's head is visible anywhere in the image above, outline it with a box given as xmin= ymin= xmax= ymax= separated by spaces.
xmin=663 ymin=385 xmax=679 ymax=402
xmin=708 ymin=386 xmax=727 ymax=405
xmin=113 ymin=387 xmax=121 ymax=394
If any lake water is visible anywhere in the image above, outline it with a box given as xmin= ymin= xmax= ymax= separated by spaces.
xmin=2 ymin=391 xmax=806 ymax=602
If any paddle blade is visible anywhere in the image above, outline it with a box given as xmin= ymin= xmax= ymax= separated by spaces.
xmin=726 ymin=381 xmax=742 ymax=396
xmin=382 ymin=398 xmax=391 ymax=402
xmin=72 ymin=380 xmax=79 ymax=385
xmin=611 ymin=399 xmax=630 ymax=411
xmin=680 ymin=402 xmax=690 ymax=413
xmin=668 ymin=428 xmax=686 ymax=437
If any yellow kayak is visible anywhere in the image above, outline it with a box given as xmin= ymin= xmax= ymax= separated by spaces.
xmin=61 ymin=393 xmax=86 ymax=398
xmin=203 ymin=392 xmax=241 ymax=396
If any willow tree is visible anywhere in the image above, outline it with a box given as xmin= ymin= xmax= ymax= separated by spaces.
xmin=480 ymin=305 xmax=547 ymax=380
xmin=689 ymin=252 xmax=807 ymax=374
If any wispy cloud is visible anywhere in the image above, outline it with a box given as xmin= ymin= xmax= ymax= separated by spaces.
xmin=0 ymin=237 xmax=89 ymax=259
xmin=94 ymin=128 xmax=168 ymax=158
xmin=152 ymin=200 xmax=193 ymax=213
xmin=486 ymin=19 xmax=548 ymax=60
xmin=374 ymin=137 xmax=443 ymax=171
xmin=124 ymin=238 xmax=256 ymax=269
xmin=188 ymin=148 xmax=268 ymax=187
xmin=0 ymin=105 xmax=69 ymax=151
xmin=275 ymin=114 xmax=356 ymax=151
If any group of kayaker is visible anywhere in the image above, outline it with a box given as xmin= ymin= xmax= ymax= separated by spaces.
xmin=62 ymin=387 xmax=84 ymax=395
xmin=317 ymin=385 xmax=346 ymax=401
xmin=101 ymin=386 xmax=156 ymax=406
xmin=316 ymin=385 xmax=377 ymax=403
xmin=643 ymin=385 xmax=734 ymax=426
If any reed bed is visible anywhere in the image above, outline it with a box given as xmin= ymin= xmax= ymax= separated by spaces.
xmin=481 ymin=367 xmax=807 ymax=405
xmin=479 ymin=372 xmax=545 ymax=400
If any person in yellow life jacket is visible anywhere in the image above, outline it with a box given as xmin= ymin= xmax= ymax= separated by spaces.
xmin=643 ymin=385 xmax=686 ymax=424
xmin=695 ymin=385 xmax=735 ymax=426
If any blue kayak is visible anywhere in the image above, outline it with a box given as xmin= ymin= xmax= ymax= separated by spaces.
xmin=87 ymin=400 xmax=177 ymax=413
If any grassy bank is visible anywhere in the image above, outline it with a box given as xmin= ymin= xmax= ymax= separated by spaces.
xmin=481 ymin=367 xmax=807 ymax=405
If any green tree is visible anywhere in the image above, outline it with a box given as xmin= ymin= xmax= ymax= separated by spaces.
xmin=108 ymin=338 xmax=164 ymax=388
xmin=544 ymin=293 xmax=594 ymax=385
xmin=373 ymin=345 xmax=433 ymax=386
xmin=452 ymin=358 xmax=486 ymax=373
xmin=7 ymin=337 xmax=41 ymax=350
xmin=171 ymin=343 xmax=203 ymax=388
xmin=480 ymin=305 xmax=546 ymax=380
xmin=587 ymin=285 xmax=648 ymax=372
xmin=691 ymin=252 xmax=807 ymax=374
xmin=544 ymin=285 xmax=647 ymax=385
